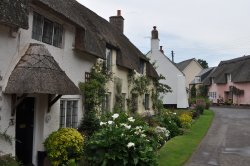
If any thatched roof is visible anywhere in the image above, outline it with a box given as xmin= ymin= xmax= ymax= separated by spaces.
xmin=210 ymin=55 xmax=250 ymax=84
xmin=31 ymin=0 xmax=156 ymax=77
xmin=0 ymin=0 xmax=29 ymax=29
xmin=5 ymin=43 xmax=80 ymax=95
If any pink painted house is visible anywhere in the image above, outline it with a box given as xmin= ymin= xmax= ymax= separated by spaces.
xmin=205 ymin=55 xmax=250 ymax=105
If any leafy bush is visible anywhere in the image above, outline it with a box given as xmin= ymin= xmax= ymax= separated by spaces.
xmin=44 ymin=128 xmax=84 ymax=166
xmin=84 ymin=113 xmax=158 ymax=166
xmin=156 ymin=110 xmax=183 ymax=138
xmin=195 ymin=104 xmax=205 ymax=115
xmin=0 ymin=154 xmax=22 ymax=166
xmin=178 ymin=112 xmax=193 ymax=128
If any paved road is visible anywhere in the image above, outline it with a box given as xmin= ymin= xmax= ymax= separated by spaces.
xmin=185 ymin=107 xmax=250 ymax=166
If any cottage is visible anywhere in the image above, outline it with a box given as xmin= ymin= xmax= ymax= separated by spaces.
xmin=176 ymin=58 xmax=204 ymax=96
xmin=146 ymin=26 xmax=188 ymax=108
xmin=206 ymin=55 xmax=250 ymax=105
xmin=0 ymin=0 xmax=158 ymax=165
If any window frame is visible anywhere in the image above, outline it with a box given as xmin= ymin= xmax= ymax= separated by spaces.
xmin=60 ymin=99 xmax=78 ymax=128
xmin=32 ymin=12 xmax=63 ymax=48
xmin=144 ymin=94 xmax=150 ymax=110
xmin=106 ymin=48 xmax=112 ymax=72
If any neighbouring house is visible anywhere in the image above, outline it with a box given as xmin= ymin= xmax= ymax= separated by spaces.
xmin=205 ymin=55 xmax=250 ymax=105
xmin=176 ymin=58 xmax=203 ymax=96
xmin=146 ymin=26 xmax=188 ymax=108
xmin=189 ymin=67 xmax=215 ymax=96
xmin=0 ymin=0 xmax=158 ymax=165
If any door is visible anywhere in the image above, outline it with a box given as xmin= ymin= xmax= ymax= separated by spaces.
xmin=16 ymin=97 xmax=35 ymax=165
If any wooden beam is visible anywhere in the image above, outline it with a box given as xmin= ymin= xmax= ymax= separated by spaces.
xmin=11 ymin=94 xmax=28 ymax=116
xmin=47 ymin=94 xmax=62 ymax=113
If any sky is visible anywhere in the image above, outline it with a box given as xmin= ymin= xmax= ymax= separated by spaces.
xmin=77 ymin=0 xmax=250 ymax=67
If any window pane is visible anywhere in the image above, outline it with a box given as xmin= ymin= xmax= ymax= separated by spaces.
xmin=53 ymin=22 xmax=63 ymax=47
xmin=42 ymin=18 xmax=53 ymax=44
xmin=72 ymin=101 xmax=78 ymax=128
xmin=106 ymin=49 xmax=112 ymax=71
xmin=66 ymin=101 xmax=72 ymax=127
xmin=145 ymin=94 xmax=150 ymax=110
xmin=32 ymin=12 xmax=43 ymax=41
xmin=60 ymin=100 xmax=65 ymax=128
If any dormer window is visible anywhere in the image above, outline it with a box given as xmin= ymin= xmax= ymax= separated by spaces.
xmin=32 ymin=12 xmax=63 ymax=48
xmin=106 ymin=48 xmax=112 ymax=72
xmin=139 ymin=60 xmax=145 ymax=74
xmin=226 ymin=73 xmax=231 ymax=83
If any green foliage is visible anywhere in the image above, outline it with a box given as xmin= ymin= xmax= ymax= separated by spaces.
xmin=158 ymin=110 xmax=214 ymax=166
xmin=44 ymin=128 xmax=84 ymax=166
xmin=190 ymin=85 xmax=196 ymax=98
xmin=0 ymin=154 xmax=22 ymax=166
xmin=156 ymin=110 xmax=183 ymax=138
xmin=78 ymin=110 xmax=100 ymax=137
xmin=152 ymin=74 xmax=172 ymax=114
xmin=78 ymin=61 xmax=111 ymax=137
xmin=197 ymin=59 xmax=208 ymax=69
xmin=79 ymin=61 xmax=111 ymax=113
xmin=131 ymin=75 xmax=150 ymax=96
xmin=197 ymin=85 xmax=208 ymax=98
xmin=84 ymin=113 xmax=158 ymax=166
xmin=178 ymin=112 xmax=193 ymax=128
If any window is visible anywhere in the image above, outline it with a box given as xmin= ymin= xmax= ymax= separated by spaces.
xmin=102 ymin=93 xmax=111 ymax=112
xmin=60 ymin=100 xmax=78 ymax=128
xmin=32 ymin=12 xmax=63 ymax=48
xmin=139 ymin=60 xmax=145 ymax=74
xmin=85 ymin=72 xmax=91 ymax=82
xmin=144 ymin=94 xmax=150 ymax=110
xmin=195 ymin=77 xmax=201 ymax=83
xmin=226 ymin=74 xmax=231 ymax=83
xmin=106 ymin=48 xmax=112 ymax=72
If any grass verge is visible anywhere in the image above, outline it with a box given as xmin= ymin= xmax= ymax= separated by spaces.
xmin=158 ymin=109 xmax=214 ymax=166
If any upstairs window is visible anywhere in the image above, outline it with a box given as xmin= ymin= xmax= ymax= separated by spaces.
xmin=106 ymin=48 xmax=112 ymax=72
xmin=139 ymin=60 xmax=145 ymax=74
xmin=144 ymin=94 xmax=150 ymax=110
xmin=32 ymin=12 xmax=63 ymax=48
xmin=226 ymin=73 xmax=231 ymax=83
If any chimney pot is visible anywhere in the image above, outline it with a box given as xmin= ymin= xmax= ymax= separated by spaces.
xmin=160 ymin=46 xmax=164 ymax=53
xmin=153 ymin=26 xmax=157 ymax=30
xmin=117 ymin=10 xmax=121 ymax=16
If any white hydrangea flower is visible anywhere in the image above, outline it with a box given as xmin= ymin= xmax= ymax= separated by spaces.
xmin=112 ymin=113 xmax=119 ymax=119
xmin=173 ymin=112 xmax=177 ymax=115
xmin=128 ymin=117 xmax=135 ymax=122
xmin=135 ymin=126 xmax=142 ymax=130
xmin=100 ymin=122 xmax=107 ymax=126
xmin=124 ymin=124 xmax=131 ymax=129
xmin=127 ymin=142 xmax=135 ymax=148
xmin=108 ymin=121 xmax=113 ymax=125
xmin=141 ymin=134 xmax=146 ymax=137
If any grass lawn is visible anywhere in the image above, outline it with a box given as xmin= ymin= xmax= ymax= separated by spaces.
xmin=158 ymin=109 xmax=214 ymax=166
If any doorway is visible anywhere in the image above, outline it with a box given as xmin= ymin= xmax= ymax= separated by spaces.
xmin=15 ymin=97 xmax=35 ymax=165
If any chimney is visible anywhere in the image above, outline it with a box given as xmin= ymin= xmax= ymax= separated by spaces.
xmin=109 ymin=10 xmax=124 ymax=33
xmin=152 ymin=26 xmax=158 ymax=39
xmin=160 ymin=46 xmax=164 ymax=54
xmin=151 ymin=26 xmax=160 ymax=52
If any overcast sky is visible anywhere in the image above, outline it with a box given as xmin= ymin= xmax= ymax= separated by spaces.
xmin=77 ymin=0 xmax=250 ymax=67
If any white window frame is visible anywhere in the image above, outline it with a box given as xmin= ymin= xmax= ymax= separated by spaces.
xmin=60 ymin=99 xmax=78 ymax=128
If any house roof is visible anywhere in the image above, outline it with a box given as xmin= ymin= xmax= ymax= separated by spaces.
xmin=31 ymin=0 xmax=156 ymax=77
xmin=190 ymin=67 xmax=215 ymax=85
xmin=176 ymin=58 xmax=195 ymax=71
xmin=0 ymin=0 xmax=29 ymax=29
xmin=210 ymin=55 xmax=250 ymax=84
xmin=5 ymin=43 xmax=80 ymax=95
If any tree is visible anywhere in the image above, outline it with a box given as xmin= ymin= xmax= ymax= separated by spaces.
xmin=197 ymin=59 xmax=208 ymax=69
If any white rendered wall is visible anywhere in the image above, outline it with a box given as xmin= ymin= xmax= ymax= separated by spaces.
xmin=147 ymin=39 xmax=188 ymax=108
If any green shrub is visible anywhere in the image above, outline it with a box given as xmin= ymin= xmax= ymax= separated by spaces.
xmin=178 ymin=112 xmax=193 ymax=128
xmin=156 ymin=110 xmax=183 ymax=138
xmin=195 ymin=104 xmax=205 ymax=115
xmin=84 ymin=113 xmax=158 ymax=166
xmin=44 ymin=128 xmax=84 ymax=166
xmin=0 ymin=154 xmax=22 ymax=166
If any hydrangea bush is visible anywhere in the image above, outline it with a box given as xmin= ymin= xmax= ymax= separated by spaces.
xmin=44 ymin=128 xmax=84 ymax=166
xmin=84 ymin=113 xmax=158 ymax=166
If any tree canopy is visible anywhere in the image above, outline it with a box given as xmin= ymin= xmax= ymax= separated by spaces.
xmin=197 ymin=59 xmax=208 ymax=69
